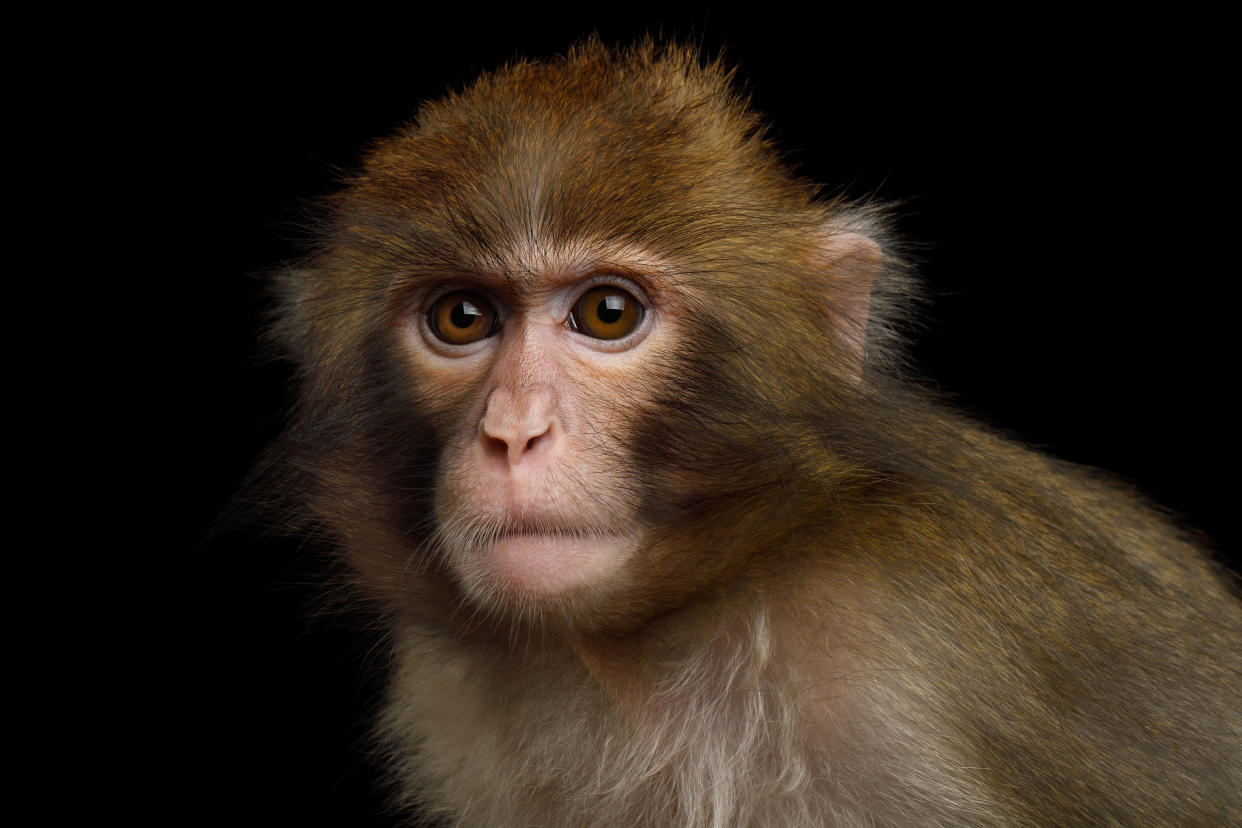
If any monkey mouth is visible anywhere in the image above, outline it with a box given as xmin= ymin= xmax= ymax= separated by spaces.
xmin=494 ymin=524 xmax=608 ymax=541
xmin=460 ymin=524 xmax=638 ymax=599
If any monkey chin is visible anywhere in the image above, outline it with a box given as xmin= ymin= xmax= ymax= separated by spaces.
xmin=457 ymin=530 xmax=638 ymax=608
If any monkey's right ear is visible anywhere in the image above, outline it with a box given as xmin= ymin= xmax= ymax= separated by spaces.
xmin=816 ymin=228 xmax=884 ymax=374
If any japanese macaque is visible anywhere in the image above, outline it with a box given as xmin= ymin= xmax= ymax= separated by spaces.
xmin=260 ymin=41 xmax=1242 ymax=826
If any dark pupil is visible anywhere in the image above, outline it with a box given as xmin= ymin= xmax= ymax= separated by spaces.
xmin=450 ymin=302 xmax=481 ymax=329
xmin=596 ymin=295 xmax=623 ymax=324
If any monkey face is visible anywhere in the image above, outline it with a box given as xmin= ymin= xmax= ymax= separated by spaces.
xmin=392 ymin=246 xmax=685 ymax=618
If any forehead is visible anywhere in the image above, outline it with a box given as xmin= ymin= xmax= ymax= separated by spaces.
xmin=357 ymin=121 xmax=736 ymax=255
xmin=345 ymin=50 xmax=810 ymax=254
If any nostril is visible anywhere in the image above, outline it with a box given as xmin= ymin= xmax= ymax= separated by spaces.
xmin=484 ymin=435 xmax=509 ymax=458
xmin=525 ymin=423 xmax=558 ymax=454
xmin=482 ymin=428 xmax=554 ymax=466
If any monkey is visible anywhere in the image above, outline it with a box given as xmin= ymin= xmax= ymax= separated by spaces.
xmin=253 ymin=40 xmax=1242 ymax=826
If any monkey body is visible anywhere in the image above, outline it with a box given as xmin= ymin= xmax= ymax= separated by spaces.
xmin=265 ymin=42 xmax=1242 ymax=825
xmin=376 ymin=418 xmax=1241 ymax=826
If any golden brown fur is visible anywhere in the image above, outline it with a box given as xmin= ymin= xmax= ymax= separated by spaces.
xmin=262 ymin=40 xmax=1242 ymax=825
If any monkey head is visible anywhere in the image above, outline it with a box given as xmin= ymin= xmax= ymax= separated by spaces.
xmin=273 ymin=43 xmax=886 ymax=634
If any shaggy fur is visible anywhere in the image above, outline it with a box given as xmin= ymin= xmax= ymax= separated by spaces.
xmin=260 ymin=41 xmax=1242 ymax=825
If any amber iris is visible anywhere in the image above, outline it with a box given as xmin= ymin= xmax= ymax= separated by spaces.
xmin=572 ymin=286 xmax=643 ymax=340
xmin=430 ymin=291 xmax=496 ymax=345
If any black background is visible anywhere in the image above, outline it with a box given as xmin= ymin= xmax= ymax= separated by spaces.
xmin=152 ymin=9 xmax=1234 ymax=825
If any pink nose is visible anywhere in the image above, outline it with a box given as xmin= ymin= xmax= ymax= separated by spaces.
xmin=480 ymin=386 xmax=560 ymax=466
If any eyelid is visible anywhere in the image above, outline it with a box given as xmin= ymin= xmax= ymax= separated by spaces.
xmin=423 ymin=283 xmax=503 ymax=315
xmin=574 ymin=273 xmax=653 ymax=305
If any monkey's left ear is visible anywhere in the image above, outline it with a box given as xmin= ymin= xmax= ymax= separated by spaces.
xmin=816 ymin=229 xmax=884 ymax=372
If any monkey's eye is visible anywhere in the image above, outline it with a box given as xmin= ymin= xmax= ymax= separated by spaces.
xmin=429 ymin=291 xmax=498 ymax=345
xmin=569 ymin=285 xmax=643 ymax=340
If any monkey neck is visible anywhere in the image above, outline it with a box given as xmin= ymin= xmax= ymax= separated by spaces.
xmin=566 ymin=633 xmax=645 ymax=713
xmin=565 ymin=586 xmax=784 ymax=725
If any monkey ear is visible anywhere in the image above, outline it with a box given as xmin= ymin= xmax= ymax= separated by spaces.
xmin=816 ymin=229 xmax=884 ymax=373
